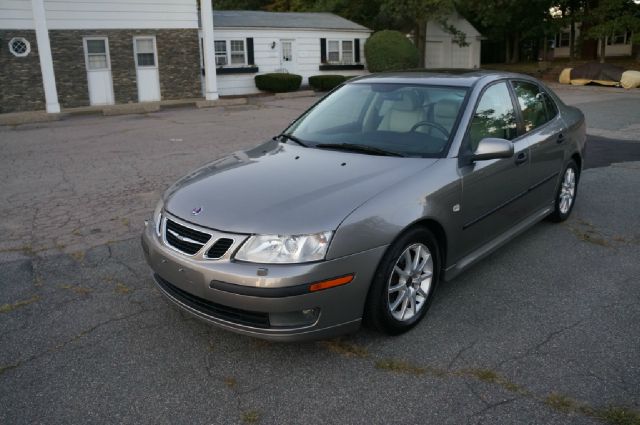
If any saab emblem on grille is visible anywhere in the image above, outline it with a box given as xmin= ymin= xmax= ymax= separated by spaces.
xmin=191 ymin=206 xmax=203 ymax=216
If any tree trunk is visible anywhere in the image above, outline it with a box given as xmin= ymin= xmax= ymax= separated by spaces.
xmin=599 ymin=37 xmax=606 ymax=63
xmin=416 ymin=21 xmax=427 ymax=68
xmin=505 ymin=35 xmax=511 ymax=64
xmin=511 ymin=33 xmax=520 ymax=63
xmin=570 ymin=20 xmax=576 ymax=60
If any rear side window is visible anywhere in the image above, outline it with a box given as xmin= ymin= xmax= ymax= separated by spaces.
xmin=512 ymin=81 xmax=551 ymax=133
xmin=467 ymin=82 xmax=518 ymax=152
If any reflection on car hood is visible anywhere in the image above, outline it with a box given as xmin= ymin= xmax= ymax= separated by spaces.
xmin=164 ymin=140 xmax=438 ymax=235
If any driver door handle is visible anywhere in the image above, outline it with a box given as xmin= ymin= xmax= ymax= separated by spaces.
xmin=515 ymin=151 xmax=528 ymax=166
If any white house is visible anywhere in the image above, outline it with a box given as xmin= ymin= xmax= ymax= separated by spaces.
xmin=0 ymin=2 xmax=371 ymax=114
xmin=552 ymin=25 xmax=634 ymax=58
xmin=423 ymin=12 xmax=482 ymax=69
xmin=209 ymin=11 xmax=372 ymax=96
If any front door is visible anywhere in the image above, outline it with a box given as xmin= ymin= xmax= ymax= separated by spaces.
xmin=83 ymin=37 xmax=114 ymax=106
xmin=134 ymin=36 xmax=161 ymax=102
xmin=280 ymin=40 xmax=295 ymax=73
xmin=458 ymin=81 xmax=532 ymax=258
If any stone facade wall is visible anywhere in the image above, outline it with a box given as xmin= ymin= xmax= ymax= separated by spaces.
xmin=0 ymin=30 xmax=45 ymax=114
xmin=49 ymin=28 xmax=201 ymax=108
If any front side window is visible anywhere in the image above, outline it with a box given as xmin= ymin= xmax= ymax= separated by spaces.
xmin=467 ymin=82 xmax=517 ymax=152
xmin=84 ymin=38 xmax=109 ymax=70
xmin=135 ymin=37 xmax=156 ymax=67
xmin=512 ymin=81 xmax=549 ymax=133
xmin=286 ymin=83 xmax=467 ymax=157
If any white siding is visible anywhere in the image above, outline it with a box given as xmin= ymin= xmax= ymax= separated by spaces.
xmin=0 ymin=0 xmax=34 ymax=29
xmin=0 ymin=0 xmax=199 ymax=30
xmin=424 ymin=13 xmax=481 ymax=69
xmin=213 ymin=28 xmax=370 ymax=96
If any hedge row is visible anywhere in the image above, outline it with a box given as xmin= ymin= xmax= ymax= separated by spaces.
xmin=308 ymin=75 xmax=350 ymax=91
xmin=254 ymin=73 xmax=302 ymax=93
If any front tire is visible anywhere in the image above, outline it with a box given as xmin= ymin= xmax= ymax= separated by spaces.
xmin=364 ymin=227 xmax=440 ymax=335
xmin=549 ymin=160 xmax=579 ymax=222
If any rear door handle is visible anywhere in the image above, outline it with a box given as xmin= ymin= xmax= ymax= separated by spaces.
xmin=515 ymin=151 xmax=528 ymax=165
xmin=557 ymin=133 xmax=565 ymax=144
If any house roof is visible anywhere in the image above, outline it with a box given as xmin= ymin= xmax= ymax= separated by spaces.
xmin=212 ymin=10 xmax=371 ymax=32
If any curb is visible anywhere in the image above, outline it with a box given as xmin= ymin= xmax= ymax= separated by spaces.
xmin=1 ymin=90 xmax=319 ymax=126
xmin=274 ymin=90 xmax=316 ymax=99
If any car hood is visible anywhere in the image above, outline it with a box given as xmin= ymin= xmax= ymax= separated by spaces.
xmin=164 ymin=140 xmax=438 ymax=235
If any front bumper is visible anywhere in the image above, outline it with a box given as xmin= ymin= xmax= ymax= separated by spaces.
xmin=141 ymin=217 xmax=387 ymax=341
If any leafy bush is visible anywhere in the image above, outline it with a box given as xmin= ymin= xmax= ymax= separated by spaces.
xmin=254 ymin=73 xmax=302 ymax=93
xmin=308 ymin=75 xmax=349 ymax=91
xmin=364 ymin=30 xmax=419 ymax=72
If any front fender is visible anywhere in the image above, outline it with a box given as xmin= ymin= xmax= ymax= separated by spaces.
xmin=326 ymin=159 xmax=462 ymax=267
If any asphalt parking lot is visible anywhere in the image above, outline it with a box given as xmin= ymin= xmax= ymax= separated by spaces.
xmin=1 ymin=87 xmax=639 ymax=424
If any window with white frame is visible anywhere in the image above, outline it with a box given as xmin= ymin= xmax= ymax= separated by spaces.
xmin=214 ymin=39 xmax=247 ymax=67
xmin=84 ymin=37 xmax=109 ymax=70
xmin=214 ymin=40 xmax=227 ymax=66
xmin=607 ymin=31 xmax=632 ymax=45
xmin=134 ymin=37 xmax=157 ymax=67
xmin=327 ymin=39 xmax=354 ymax=64
xmin=558 ymin=31 xmax=570 ymax=48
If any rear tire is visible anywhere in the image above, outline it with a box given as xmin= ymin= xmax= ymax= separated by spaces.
xmin=549 ymin=160 xmax=579 ymax=222
xmin=364 ymin=227 xmax=440 ymax=335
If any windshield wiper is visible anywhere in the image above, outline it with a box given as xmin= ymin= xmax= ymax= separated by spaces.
xmin=275 ymin=133 xmax=308 ymax=147
xmin=315 ymin=143 xmax=406 ymax=157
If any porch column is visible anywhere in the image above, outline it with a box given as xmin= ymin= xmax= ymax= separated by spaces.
xmin=31 ymin=0 xmax=60 ymax=113
xmin=200 ymin=0 xmax=219 ymax=100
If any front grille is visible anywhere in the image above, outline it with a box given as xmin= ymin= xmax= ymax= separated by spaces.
xmin=155 ymin=274 xmax=271 ymax=328
xmin=206 ymin=238 xmax=234 ymax=259
xmin=165 ymin=218 xmax=211 ymax=255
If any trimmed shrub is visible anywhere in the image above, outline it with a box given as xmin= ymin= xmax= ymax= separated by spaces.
xmin=308 ymin=75 xmax=349 ymax=91
xmin=254 ymin=73 xmax=302 ymax=93
xmin=364 ymin=30 xmax=419 ymax=72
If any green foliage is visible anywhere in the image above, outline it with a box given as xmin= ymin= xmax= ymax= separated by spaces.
xmin=308 ymin=75 xmax=349 ymax=91
xmin=587 ymin=0 xmax=640 ymax=39
xmin=364 ymin=30 xmax=420 ymax=72
xmin=254 ymin=73 xmax=302 ymax=92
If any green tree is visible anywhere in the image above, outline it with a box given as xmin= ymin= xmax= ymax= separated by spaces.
xmin=587 ymin=0 xmax=640 ymax=62
xmin=456 ymin=0 xmax=555 ymax=63
xmin=377 ymin=0 xmax=455 ymax=67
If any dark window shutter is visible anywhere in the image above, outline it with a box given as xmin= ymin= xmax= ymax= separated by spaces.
xmin=247 ymin=37 xmax=254 ymax=65
xmin=320 ymin=38 xmax=326 ymax=63
xmin=354 ymin=39 xmax=360 ymax=63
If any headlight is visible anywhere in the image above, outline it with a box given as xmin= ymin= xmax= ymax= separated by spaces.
xmin=152 ymin=200 xmax=163 ymax=237
xmin=235 ymin=232 xmax=333 ymax=264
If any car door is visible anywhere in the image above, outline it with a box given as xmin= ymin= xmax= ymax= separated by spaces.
xmin=511 ymin=80 xmax=566 ymax=208
xmin=457 ymin=81 xmax=532 ymax=258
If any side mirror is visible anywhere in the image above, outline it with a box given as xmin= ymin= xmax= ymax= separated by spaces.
xmin=471 ymin=138 xmax=514 ymax=162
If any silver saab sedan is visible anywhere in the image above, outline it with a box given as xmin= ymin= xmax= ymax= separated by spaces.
xmin=141 ymin=71 xmax=586 ymax=341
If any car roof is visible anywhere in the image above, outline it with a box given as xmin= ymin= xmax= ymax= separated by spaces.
xmin=350 ymin=70 xmax=528 ymax=88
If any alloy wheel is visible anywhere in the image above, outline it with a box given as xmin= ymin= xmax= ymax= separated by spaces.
xmin=559 ymin=167 xmax=576 ymax=214
xmin=387 ymin=243 xmax=433 ymax=322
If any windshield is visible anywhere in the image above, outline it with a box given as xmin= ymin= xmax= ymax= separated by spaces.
xmin=285 ymin=83 xmax=468 ymax=157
